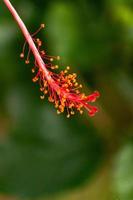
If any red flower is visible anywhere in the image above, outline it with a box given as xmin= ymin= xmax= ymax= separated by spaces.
xmin=20 ymin=24 xmax=100 ymax=118
xmin=4 ymin=0 xmax=100 ymax=118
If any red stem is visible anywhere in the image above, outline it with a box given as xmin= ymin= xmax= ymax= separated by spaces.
xmin=3 ymin=0 xmax=51 ymax=81
xmin=3 ymin=0 xmax=68 ymax=98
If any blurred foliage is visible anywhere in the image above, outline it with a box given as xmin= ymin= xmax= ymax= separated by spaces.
xmin=113 ymin=141 xmax=133 ymax=200
xmin=0 ymin=0 xmax=133 ymax=200
xmin=0 ymin=99 xmax=103 ymax=197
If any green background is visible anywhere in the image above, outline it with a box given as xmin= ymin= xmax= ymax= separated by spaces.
xmin=0 ymin=0 xmax=133 ymax=200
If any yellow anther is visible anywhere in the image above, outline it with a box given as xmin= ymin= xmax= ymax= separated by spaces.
xmin=68 ymin=74 xmax=72 ymax=78
xmin=57 ymin=90 xmax=60 ymax=95
xmin=25 ymin=60 xmax=30 ymax=64
xmin=61 ymin=99 xmax=65 ymax=104
xmin=79 ymin=84 xmax=82 ymax=88
xmin=55 ymin=101 xmax=59 ymax=108
xmin=73 ymin=79 xmax=76 ymax=83
xmin=80 ymin=110 xmax=83 ymax=114
xmin=80 ymin=93 xmax=85 ymax=99
xmin=57 ymin=56 xmax=60 ymax=60
xmin=59 ymin=105 xmax=63 ymax=109
xmin=44 ymin=90 xmax=48 ymax=94
xmin=69 ymin=103 xmax=74 ymax=108
xmin=64 ymin=84 xmax=68 ymax=88
xmin=40 ymin=95 xmax=45 ymax=100
xmin=20 ymin=53 xmax=24 ymax=58
xmin=62 ymin=97 xmax=66 ymax=102
xmin=55 ymin=104 xmax=58 ymax=108
xmin=60 ymin=108 xmax=64 ymax=113
xmin=38 ymin=41 xmax=42 ymax=46
xmin=44 ymin=82 xmax=48 ymax=87
xmin=67 ymin=114 xmax=70 ymax=118
xmin=48 ymin=97 xmax=54 ymax=102
xmin=32 ymin=68 xmax=35 ymax=73
xmin=50 ymin=58 xmax=54 ymax=62
xmin=64 ymin=70 xmax=68 ymax=74
xmin=32 ymin=77 xmax=38 ymax=82
xmin=40 ymin=87 xmax=44 ymax=92
xmin=74 ymin=82 xmax=78 ymax=87
xmin=41 ymin=50 xmax=45 ymax=55
xmin=79 ymin=105 xmax=83 ymax=109
xmin=66 ymin=66 xmax=70 ymax=70
xmin=71 ymin=111 xmax=75 ymax=115
xmin=57 ymin=110 xmax=61 ymax=114
xmin=55 ymin=65 xmax=59 ymax=69
xmin=41 ymin=23 xmax=45 ymax=28
xmin=73 ymin=73 xmax=77 ymax=77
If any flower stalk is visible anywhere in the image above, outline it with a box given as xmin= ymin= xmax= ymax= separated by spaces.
xmin=3 ymin=0 xmax=100 ymax=118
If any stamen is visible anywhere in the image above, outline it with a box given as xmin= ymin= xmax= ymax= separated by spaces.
xmin=19 ymin=22 xmax=100 ymax=118
xmin=31 ymin=24 xmax=45 ymax=37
